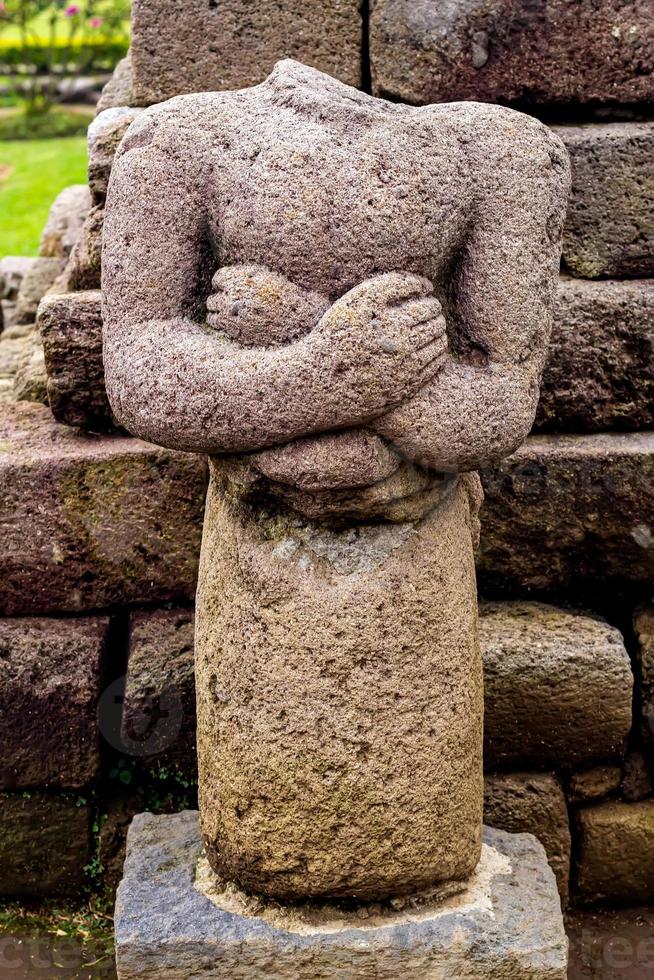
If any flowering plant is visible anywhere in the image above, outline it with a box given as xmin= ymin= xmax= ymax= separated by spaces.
xmin=0 ymin=0 xmax=129 ymax=115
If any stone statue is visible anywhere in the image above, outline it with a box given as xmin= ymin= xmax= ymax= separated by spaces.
xmin=103 ymin=60 xmax=569 ymax=902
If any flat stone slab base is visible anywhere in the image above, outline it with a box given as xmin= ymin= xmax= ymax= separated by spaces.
xmin=115 ymin=810 xmax=567 ymax=979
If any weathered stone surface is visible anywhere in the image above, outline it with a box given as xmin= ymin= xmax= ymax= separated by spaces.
xmin=555 ymin=122 xmax=654 ymax=279
xmin=115 ymin=812 xmax=567 ymax=980
xmin=0 ymin=616 xmax=108 ymax=788
xmin=576 ymin=801 xmax=654 ymax=905
xmin=622 ymin=749 xmax=654 ymax=803
xmin=0 ymin=400 xmax=206 ymax=615
xmin=38 ymin=184 xmax=90 ymax=260
xmin=480 ymin=602 xmax=633 ymax=771
xmin=536 ymin=278 xmax=654 ymax=433
xmin=104 ymin=61 xmax=567 ymax=902
xmin=635 ymin=604 xmax=654 ymax=745
xmin=104 ymin=61 xmax=568 ymax=473
xmin=31 ymin=275 xmax=654 ymax=436
xmin=0 ymin=326 xmax=38 ymax=399
xmin=122 ymin=609 xmax=196 ymax=774
xmin=198 ymin=474 xmax=484 ymax=900
xmin=96 ymin=53 xmax=133 ymax=114
xmin=88 ymin=108 xmax=142 ymax=207
xmin=98 ymin=794 xmax=140 ymax=893
xmin=484 ymin=772 xmax=570 ymax=903
xmin=14 ymin=257 xmax=65 ymax=325
xmin=63 ymin=205 xmax=103 ymax=292
xmin=567 ymin=766 xmax=622 ymax=805
xmin=0 ymin=793 xmax=90 ymax=896
xmin=130 ymin=0 xmax=362 ymax=105
xmin=479 ymin=433 xmax=654 ymax=590
xmin=39 ymin=289 xmax=112 ymax=429
xmin=0 ymin=257 xmax=38 ymax=302
xmin=12 ymin=331 xmax=48 ymax=405
xmin=370 ymin=0 xmax=654 ymax=110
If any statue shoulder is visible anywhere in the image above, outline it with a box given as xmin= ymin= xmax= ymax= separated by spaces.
xmin=119 ymin=90 xmax=240 ymax=161
xmin=421 ymin=101 xmax=567 ymax=170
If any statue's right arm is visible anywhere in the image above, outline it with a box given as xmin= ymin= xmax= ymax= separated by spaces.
xmin=102 ymin=115 xmax=443 ymax=454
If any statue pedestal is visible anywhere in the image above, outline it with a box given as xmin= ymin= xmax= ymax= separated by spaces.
xmin=114 ymin=811 xmax=568 ymax=979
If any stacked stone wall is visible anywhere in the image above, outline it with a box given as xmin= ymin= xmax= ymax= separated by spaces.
xmin=0 ymin=0 xmax=652 ymax=909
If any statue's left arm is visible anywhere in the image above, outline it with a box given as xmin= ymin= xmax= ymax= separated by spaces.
xmin=372 ymin=109 xmax=570 ymax=472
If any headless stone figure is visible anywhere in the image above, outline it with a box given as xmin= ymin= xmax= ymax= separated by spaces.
xmin=102 ymin=60 xmax=569 ymax=901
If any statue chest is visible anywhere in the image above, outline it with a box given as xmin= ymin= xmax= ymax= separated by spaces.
xmin=208 ymin=116 xmax=467 ymax=298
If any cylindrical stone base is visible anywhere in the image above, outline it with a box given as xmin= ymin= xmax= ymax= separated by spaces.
xmin=195 ymin=467 xmax=484 ymax=900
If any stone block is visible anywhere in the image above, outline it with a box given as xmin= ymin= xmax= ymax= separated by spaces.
xmin=14 ymin=257 xmax=65 ymax=326
xmin=88 ymin=108 xmax=143 ymax=207
xmin=98 ymin=794 xmax=140 ymax=893
xmin=478 ymin=433 xmax=654 ymax=591
xmin=0 ymin=257 xmax=38 ymax=302
xmin=62 ymin=205 xmax=103 ymax=292
xmin=536 ymin=278 xmax=654 ymax=433
xmin=567 ymin=766 xmax=622 ymax=805
xmin=555 ymin=122 xmax=654 ymax=279
xmin=96 ymin=53 xmax=134 ymax=114
xmin=0 ymin=401 xmax=206 ymax=615
xmin=484 ymin=772 xmax=570 ymax=903
xmin=130 ymin=0 xmax=362 ymax=105
xmin=39 ymin=289 xmax=111 ymax=430
xmin=0 ymin=793 xmax=90 ymax=897
xmin=480 ymin=602 xmax=633 ymax=771
xmin=12 ymin=333 xmax=48 ymax=405
xmin=576 ymin=800 xmax=654 ymax=905
xmin=621 ymin=749 xmax=654 ymax=802
xmin=115 ymin=811 xmax=567 ymax=979
xmin=121 ymin=609 xmax=196 ymax=774
xmin=635 ymin=603 xmax=654 ymax=745
xmin=369 ymin=0 xmax=654 ymax=110
xmin=0 ymin=616 xmax=108 ymax=789
xmin=38 ymin=184 xmax=90 ymax=260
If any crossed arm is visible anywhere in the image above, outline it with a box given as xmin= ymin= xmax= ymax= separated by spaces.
xmin=103 ymin=109 xmax=569 ymax=470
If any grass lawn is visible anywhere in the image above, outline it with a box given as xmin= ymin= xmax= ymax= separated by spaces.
xmin=0 ymin=135 xmax=87 ymax=255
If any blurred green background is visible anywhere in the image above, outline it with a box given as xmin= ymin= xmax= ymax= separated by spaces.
xmin=0 ymin=0 xmax=129 ymax=255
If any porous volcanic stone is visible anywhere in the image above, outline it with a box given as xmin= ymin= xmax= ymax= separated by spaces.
xmin=567 ymin=766 xmax=622 ymax=805
xmin=635 ymin=604 xmax=654 ymax=745
xmin=197 ymin=475 xmax=484 ymax=900
xmin=576 ymin=801 xmax=654 ymax=905
xmin=370 ymin=0 xmax=654 ymax=110
xmin=88 ymin=108 xmax=143 ymax=207
xmin=536 ymin=278 xmax=654 ymax=433
xmin=555 ymin=122 xmax=654 ymax=279
xmin=115 ymin=811 xmax=567 ymax=980
xmin=0 ymin=793 xmax=90 ymax=896
xmin=103 ymin=60 xmax=568 ymax=903
xmin=32 ymin=274 xmax=654 ymax=437
xmin=12 ymin=331 xmax=48 ymax=405
xmin=479 ymin=433 xmax=654 ymax=590
xmin=0 ymin=400 xmax=206 ymax=615
xmin=0 ymin=616 xmax=108 ymax=789
xmin=14 ymin=257 xmax=65 ymax=325
xmin=122 ymin=609 xmax=196 ymax=774
xmin=484 ymin=772 xmax=571 ymax=903
xmin=480 ymin=602 xmax=633 ymax=771
xmin=39 ymin=289 xmax=111 ymax=430
xmin=96 ymin=53 xmax=134 ymax=113
xmin=130 ymin=0 xmax=362 ymax=105
xmin=0 ymin=257 xmax=38 ymax=302
xmin=621 ymin=749 xmax=654 ymax=803
xmin=38 ymin=184 xmax=90 ymax=260
xmin=104 ymin=60 xmax=568 ymax=472
xmin=63 ymin=204 xmax=103 ymax=292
